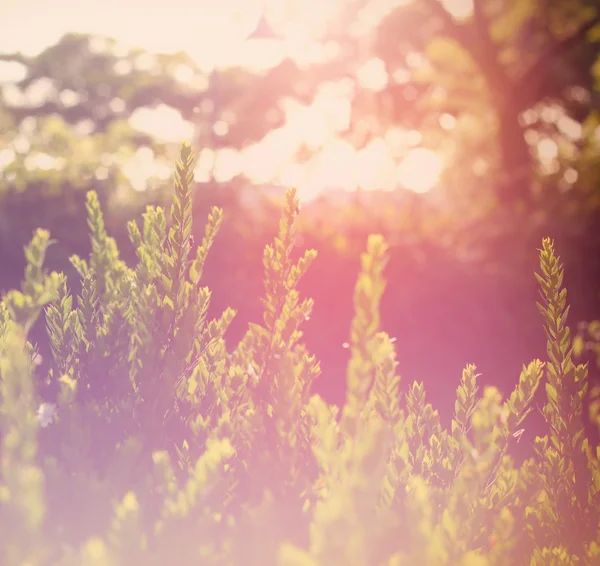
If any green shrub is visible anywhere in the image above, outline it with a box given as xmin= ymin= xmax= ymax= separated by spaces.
xmin=0 ymin=143 xmax=599 ymax=566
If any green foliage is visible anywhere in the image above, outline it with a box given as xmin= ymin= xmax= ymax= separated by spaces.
xmin=0 ymin=144 xmax=599 ymax=566
xmin=527 ymin=239 xmax=600 ymax=562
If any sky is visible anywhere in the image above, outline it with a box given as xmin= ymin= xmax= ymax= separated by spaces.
xmin=0 ymin=0 xmax=472 ymax=200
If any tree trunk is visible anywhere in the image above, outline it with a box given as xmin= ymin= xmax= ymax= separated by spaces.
xmin=495 ymin=105 xmax=535 ymax=208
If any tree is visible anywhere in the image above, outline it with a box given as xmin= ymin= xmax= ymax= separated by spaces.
xmin=332 ymin=0 xmax=600 ymax=210
xmin=0 ymin=30 xmax=301 ymax=282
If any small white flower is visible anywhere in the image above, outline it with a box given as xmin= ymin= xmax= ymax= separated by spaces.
xmin=37 ymin=402 xmax=57 ymax=428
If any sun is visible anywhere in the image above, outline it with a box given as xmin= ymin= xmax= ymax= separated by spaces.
xmin=1 ymin=0 xmax=446 ymax=199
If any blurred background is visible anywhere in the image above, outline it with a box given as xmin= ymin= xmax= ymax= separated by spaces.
xmin=1 ymin=0 xmax=599 ymax=442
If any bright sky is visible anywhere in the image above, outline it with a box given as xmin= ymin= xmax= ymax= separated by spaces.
xmin=0 ymin=0 xmax=467 ymax=200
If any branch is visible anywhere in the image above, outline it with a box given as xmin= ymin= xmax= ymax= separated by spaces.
xmin=517 ymin=13 xmax=600 ymax=107
xmin=471 ymin=0 xmax=509 ymax=93
xmin=472 ymin=0 xmax=487 ymax=25
xmin=0 ymin=52 xmax=32 ymax=65
xmin=422 ymin=0 xmax=510 ymax=98
xmin=422 ymin=0 xmax=469 ymax=44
